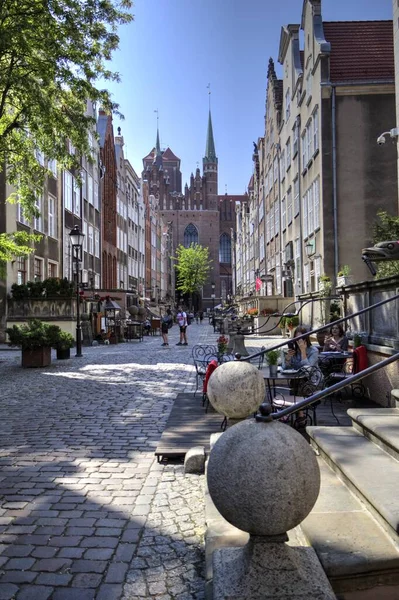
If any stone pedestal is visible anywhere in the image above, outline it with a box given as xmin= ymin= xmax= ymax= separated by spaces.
xmin=213 ymin=537 xmax=336 ymax=599
xmin=233 ymin=332 xmax=248 ymax=356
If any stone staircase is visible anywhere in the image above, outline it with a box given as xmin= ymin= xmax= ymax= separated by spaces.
xmin=303 ymin=408 xmax=399 ymax=599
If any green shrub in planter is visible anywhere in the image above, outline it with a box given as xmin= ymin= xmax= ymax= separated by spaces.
xmin=53 ymin=330 xmax=75 ymax=351
xmin=265 ymin=349 xmax=281 ymax=366
xmin=6 ymin=319 xmax=61 ymax=350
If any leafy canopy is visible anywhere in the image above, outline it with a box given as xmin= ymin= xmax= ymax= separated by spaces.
xmin=0 ymin=0 xmax=132 ymax=257
xmin=372 ymin=211 xmax=399 ymax=278
xmin=174 ymin=244 xmax=212 ymax=295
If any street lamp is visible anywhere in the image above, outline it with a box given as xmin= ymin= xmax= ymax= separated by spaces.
xmin=69 ymin=225 xmax=85 ymax=358
xmin=211 ymin=282 xmax=216 ymax=332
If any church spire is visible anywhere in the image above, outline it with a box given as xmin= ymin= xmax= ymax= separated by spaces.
xmin=153 ymin=109 xmax=163 ymax=168
xmin=204 ymin=110 xmax=217 ymax=165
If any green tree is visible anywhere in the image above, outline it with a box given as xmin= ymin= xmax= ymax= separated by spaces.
xmin=372 ymin=211 xmax=399 ymax=278
xmin=0 ymin=0 xmax=132 ymax=260
xmin=174 ymin=244 xmax=212 ymax=308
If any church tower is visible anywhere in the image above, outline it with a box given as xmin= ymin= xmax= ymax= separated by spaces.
xmin=202 ymin=110 xmax=218 ymax=210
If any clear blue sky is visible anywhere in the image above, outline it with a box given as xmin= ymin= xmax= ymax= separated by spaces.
xmin=107 ymin=0 xmax=392 ymax=194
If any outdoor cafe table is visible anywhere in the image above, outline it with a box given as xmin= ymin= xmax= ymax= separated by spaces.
xmin=318 ymin=351 xmax=352 ymax=377
xmin=259 ymin=367 xmax=307 ymax=405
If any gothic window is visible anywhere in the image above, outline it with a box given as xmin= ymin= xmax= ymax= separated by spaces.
xmin=219 ymin=233 xmax=231 ymax=264
xmin=183 ymin=223 xmax=198 ymax=247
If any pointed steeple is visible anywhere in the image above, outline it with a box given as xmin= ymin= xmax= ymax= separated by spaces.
xmin=153 ymin=126 xmax=163 ymax=168
xmin=203 ymin=110 xmax=217 ymax=165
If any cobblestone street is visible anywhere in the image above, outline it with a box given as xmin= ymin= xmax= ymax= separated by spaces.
xmin=0 ymin=323 xmax=226 ymax=600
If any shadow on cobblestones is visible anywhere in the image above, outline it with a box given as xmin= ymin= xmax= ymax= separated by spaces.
xmin=0 ymin=339 xmax=206 ymax=599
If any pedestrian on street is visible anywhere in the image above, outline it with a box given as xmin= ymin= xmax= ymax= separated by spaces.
xmin=161 ymin=309 xmax=173 ymax=346
xmin=176 ymin=306 xmax=188 ymax=345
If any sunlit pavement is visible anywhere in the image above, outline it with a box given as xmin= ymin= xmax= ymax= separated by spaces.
xmin=0 ymin=324 xmax=279 ymax=599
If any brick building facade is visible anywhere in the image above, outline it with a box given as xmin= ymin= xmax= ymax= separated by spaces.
xmin=142 ymin=111 xmax=246 ymax=310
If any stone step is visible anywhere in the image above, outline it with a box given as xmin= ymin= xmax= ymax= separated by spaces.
xmin=348 ymin=408 xmax=399 ymax=461
xmin=307 ymin=425 xmax=399 ymax=541
xmin=300 ymin=459 xmax=399 ymax=598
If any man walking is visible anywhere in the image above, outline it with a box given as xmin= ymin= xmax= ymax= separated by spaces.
xmin=176 ymin=307 xmax=188 ymax=346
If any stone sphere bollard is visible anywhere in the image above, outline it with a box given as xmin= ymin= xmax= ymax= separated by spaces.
xmin=207 ymin=361 xmax=265 ymax=419
xmin=207 ymin=418 xmax=320 ymax=536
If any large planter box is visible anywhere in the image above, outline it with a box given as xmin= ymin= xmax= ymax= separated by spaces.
xmin=21 ymin=347 xmax=52 ymax=368
xmin=254 ymin=316 xmax=281 ymax=335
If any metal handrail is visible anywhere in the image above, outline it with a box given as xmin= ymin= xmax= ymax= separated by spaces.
xmin=267 ymin=351 xmax=399 ymax=420
xmin=238 ymin=296 xmax=341 ymax=336
xmin=239 ymin=292 xmax=399 ymax=362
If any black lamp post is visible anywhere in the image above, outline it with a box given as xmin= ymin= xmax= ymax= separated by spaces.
xmin=69 ymin=225 xmax=85 ymax=358
xmin=211 ymin=282 xmax=216 ymax=332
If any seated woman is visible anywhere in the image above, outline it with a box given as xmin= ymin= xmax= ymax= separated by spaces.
xmin=282 ymin=325 xmax=319 ymax=370
xmin=323 ymin=324 xmax=348 ymax=352
xmin=282 ymin=325 xmax=322 ymax=427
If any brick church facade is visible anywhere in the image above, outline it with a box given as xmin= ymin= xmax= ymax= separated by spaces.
xmin=142 ymin=111 xmax=246 ymax=310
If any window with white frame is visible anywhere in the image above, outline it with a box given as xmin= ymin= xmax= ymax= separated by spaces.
xmin=294 ymin=178 xmax=299 ymax=216
xmin=34 ymin=257 xmax=43 ymax=281
xmin=83 ymin=221 xmax=88 ymax=251
xmin=286 ymin=138 xmax=291 ymax=170
xmin=64 ymin=171 xmax=73 ymax=212
xmin=285 ymin=89 xmax=291 ymax=121
xmin=17 ymin=257 xmax=27 ymax=285
xmin=88 ymin=225 xmax=94 ymax=255
xmin=48 ymin=195 xmax=56 ymax=238
xmin=35 ymin=148 xmax=44 ymax=166
xmin=281 ymin=197 xmax=286 ymax=231
xmin=48 ymin=261 xmax=58 ymax=278
xmin=307 ymin=184 xmax=314 ymax=234
xmin=94 ymin=179 xmax=99 ymax=210
xmin=73 ymin=178 xmax=80 ymax=217
xmin=34 ymin=195 xmax=42 ymax=232
xmin=274 ymin=202 xmax=279 ymax=236
xmin=287 ymin=187 xmax=292 ymax=225
xmin=259 ymin=233 xmax=265 ymax=261
xmin=314 ymin=178 xmax=320 ymax=229
xmin=313 ymin=107 xmax=319 ymax=153
xmin=259 ymin=199 xmax=264 ymax=222
xmin=87 ymin=173 xmax=93 ymax=205
xmin=266 ymin=212 xmax=271 ymax=242
xmin=292 ymin=122 xmax=298 ymax=157
xmin=95 ymin=229 xmax=100 ymax=257
xmin=303 ymin=191 xmax=308 ymax=238
xmin=48 ymin=158 xmax=57 ymax=178
xmin=18 ymin=203 xmax=30 ymax=226
xmin=81 ymin=169 xmax=87 ymax=200
xmin=273 ymin=156 xmax=278 ymax=182
xmin=280 ymin=149 xmax=285 ymax=180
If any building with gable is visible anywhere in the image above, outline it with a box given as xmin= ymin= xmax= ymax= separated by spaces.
xmin=236 ymin=0 xmax=398 ymax=299
xmin=142 ymin=112 xmax=246 ymax=310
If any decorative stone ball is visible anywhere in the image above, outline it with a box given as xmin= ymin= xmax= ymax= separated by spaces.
xmin=137 ymin=307 xmax=147 ymax=321
xmin=128 ymin=306 xmax=139 ymax=317
xmin=207 ymin=361 xmax=265 ymax=419
xmin=207 ymin=419 xmax=320 ymax=536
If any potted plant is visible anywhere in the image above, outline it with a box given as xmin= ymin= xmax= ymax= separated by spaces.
xmin=266 ymin=348 xmax=280 ymax=377
xmin=217 ymin=335 xmax=229 ymax=362
xmin=6 ymin=319 xmax=60 ymax=367
xmin=337 ymin=265 xmax=352 ymax=287
xmin=53 ymin=330 xmax=75 ymax=360
xmin=285 ymin=315 xmax=299 ymax=332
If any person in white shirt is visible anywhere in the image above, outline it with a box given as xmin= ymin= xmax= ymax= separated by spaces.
xmin=176 ymin=307 xmax=188 ymax=345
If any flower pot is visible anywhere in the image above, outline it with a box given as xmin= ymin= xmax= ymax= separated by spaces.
xmin=56 ymin=348 xmax=71 ymax=360
xmin=21 ymin=347 xmax=51 ymax=368
xmin=269 ymin=364 xmax=278 ymax=378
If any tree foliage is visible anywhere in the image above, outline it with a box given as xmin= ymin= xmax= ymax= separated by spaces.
xmin=372 ymin=211 xmax=399 ymax=278
xmin=174 ymin=244 xmax=212 ymax=295
xmin=0 ymin=0 xmax=132 ymax=258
